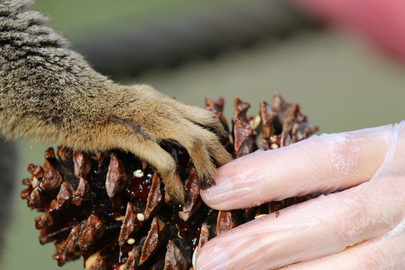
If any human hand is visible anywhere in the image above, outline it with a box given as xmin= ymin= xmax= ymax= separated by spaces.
xmin=196 ymin=121 xmax=405 ymax=269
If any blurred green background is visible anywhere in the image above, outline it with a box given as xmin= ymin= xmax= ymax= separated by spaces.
xmin=2 ymin=0 xmax=405 ymax=269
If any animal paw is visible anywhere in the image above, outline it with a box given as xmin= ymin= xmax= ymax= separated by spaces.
xmin=104 ymin=85 xmax=232 ymax=202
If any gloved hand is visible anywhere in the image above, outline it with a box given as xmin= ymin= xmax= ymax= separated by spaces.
xmin=196 ymin=121 xmax=405 ymax=270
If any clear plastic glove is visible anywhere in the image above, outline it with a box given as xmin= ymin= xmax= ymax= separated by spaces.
xmin=196 ymin=121 xmax=405 ymax=270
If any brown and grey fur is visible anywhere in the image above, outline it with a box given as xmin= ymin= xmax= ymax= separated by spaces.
xmin=0 ymin=0 xmax=232 ymax=202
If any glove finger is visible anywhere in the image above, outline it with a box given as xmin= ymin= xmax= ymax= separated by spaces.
xmin=278 ymin=219 xmax=405 ymax=270
xmin=197 ymin=174 xmax=405 ymax=270
xmin=202 ymin=124 xmax=393 ymax=210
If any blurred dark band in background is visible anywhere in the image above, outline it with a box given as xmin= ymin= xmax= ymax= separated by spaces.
xmin=75 ymin=0 xmax=322 ymax=77
xmin=0 ymin=140 xmax=18 ymax=259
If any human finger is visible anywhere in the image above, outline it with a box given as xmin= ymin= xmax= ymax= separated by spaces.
xmin=202 ymin=124 xmax=393 ymax=210
xmin=278 ymin=219 xmax=405 ymax=270
xmin=197 ymin=174 xmax=405 ymax=270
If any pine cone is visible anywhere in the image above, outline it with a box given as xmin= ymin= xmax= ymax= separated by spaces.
xmin=21 ymin=93 xmax=318 ymax=269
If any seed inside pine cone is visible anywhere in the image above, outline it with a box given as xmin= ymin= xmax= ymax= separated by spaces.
xmin=21 ymin=93 xmax=318 ymax=269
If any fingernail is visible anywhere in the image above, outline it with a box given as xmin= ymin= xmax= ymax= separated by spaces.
xmin=200 ymin=177 xmax=235 ymax=209
xmin=201 ymin=173 xmax=258 ymax=210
